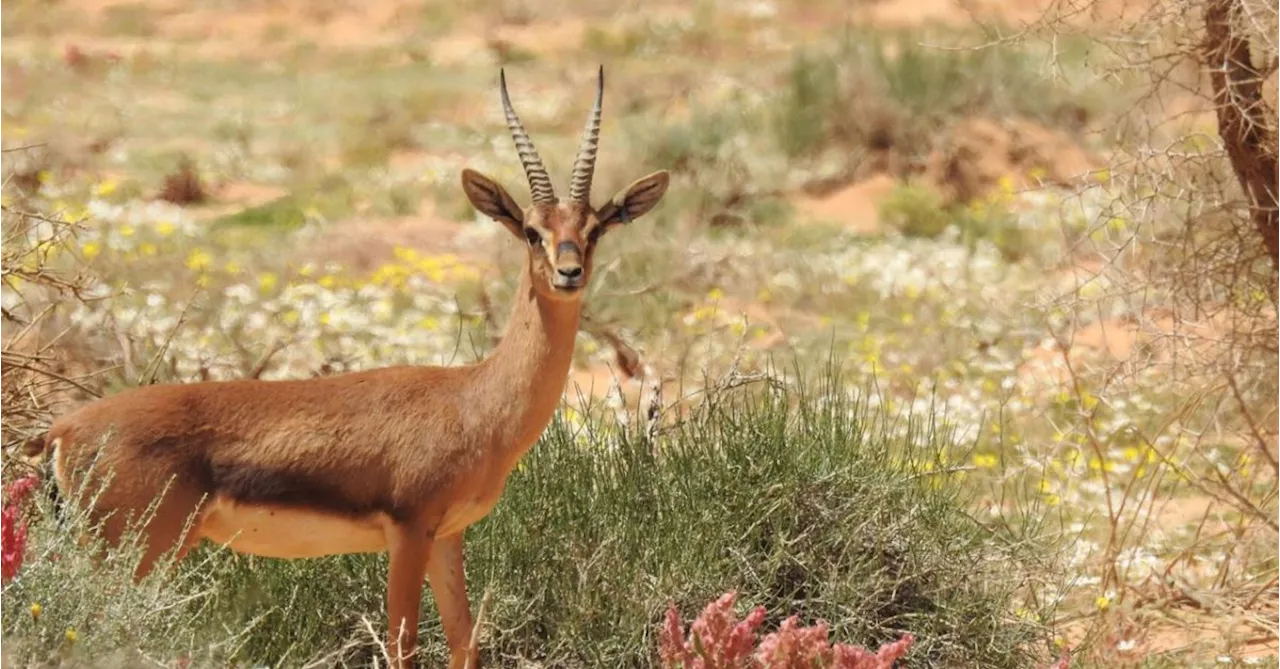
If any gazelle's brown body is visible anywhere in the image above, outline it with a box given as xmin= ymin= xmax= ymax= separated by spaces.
xmin=37 ymin=67 xmax=668 ymax=669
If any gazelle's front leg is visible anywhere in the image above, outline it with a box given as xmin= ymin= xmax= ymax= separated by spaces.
xmin=427 ymin=532 xmax=478 ymax=669
xmin=386 ymin=524 xmax=433 ymax=669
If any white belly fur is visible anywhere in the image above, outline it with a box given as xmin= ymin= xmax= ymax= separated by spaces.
xmin=199 ymin=496 xmax=391 ymax=558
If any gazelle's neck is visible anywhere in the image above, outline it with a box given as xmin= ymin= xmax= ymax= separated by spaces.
xmin=471 ymin=263 xmax=580 ymax=456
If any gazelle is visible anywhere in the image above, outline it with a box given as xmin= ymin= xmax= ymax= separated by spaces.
xmin=29 ymin=67 xmax=668 ymax=668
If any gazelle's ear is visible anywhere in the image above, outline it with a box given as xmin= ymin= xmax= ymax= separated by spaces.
xmin=594 ymin=171 xmax=670 ymax=234
xmin=461 ymin=168 xmax=525 ymax=238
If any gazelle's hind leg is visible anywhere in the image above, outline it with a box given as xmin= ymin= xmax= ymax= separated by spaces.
xmin=95 ymin=488 xmax=208 ymax=581
xmin=427 ymin=533 xmax=478 ymax=669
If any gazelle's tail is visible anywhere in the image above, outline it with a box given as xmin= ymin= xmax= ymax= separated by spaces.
xmin=17 ymin=432 xmax=67 ymax=522
xmin=20 ymin=433 xmax=49 ymax=460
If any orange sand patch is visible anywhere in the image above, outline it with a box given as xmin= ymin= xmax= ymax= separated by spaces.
xmin=795 ymin=174 xmax=896 ymax=234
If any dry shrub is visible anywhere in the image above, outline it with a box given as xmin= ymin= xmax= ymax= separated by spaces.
xmin=995 ymin=0 xmax=1278 ymax=657
xmin=0 ymin=201 xmax=103 ymax=463
xmin=158 ymin=158 xmax=207 ymax=206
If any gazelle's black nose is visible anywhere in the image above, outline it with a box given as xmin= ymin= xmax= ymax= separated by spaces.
xmin=554 ymin=241 xmax=584 ymax=284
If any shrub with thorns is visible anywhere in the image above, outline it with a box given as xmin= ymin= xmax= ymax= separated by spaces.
xmin=1 ymin=202 xmax=102 ymax=460
xmin=969 ymin=0 xmax=1280 ymax=657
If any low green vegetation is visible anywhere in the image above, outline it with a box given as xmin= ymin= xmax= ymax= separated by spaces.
xmin=1 ymin=370 xmax=1055 ymax=668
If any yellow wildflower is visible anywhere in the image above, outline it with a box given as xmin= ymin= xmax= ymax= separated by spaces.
xmin=972 ymin=453 xmax=999 ymax=469
xmin=139 ymin=242 xmax=158 ymax=256
xmin=118 ymin=224 xmax=135 ymax=237
xmin=1088 ymin=456 xmax=1116 ymax=473
xmin=185 ymin=248 xmax=213 ymax=272
xmin=688 ymin=305 xmax=716 ymax=324
xmin=707 ymin=287 xmax=724 ymax=301
xmin=61 ymin=205 xmax=88 ymax=223
xmin=1095 ymin=594 xmax=1112 ymax=610
xmin=372 ymin=263 xmax=408 ymax=288
xmin=94 ymin=179 xmax=118 ymax=197
xmin=81 ymin=242 xmax=101 ymax=260
xmin=258 ymin=272 xmax=278 ymax=293
xmin=155 ymin=221 xmax=176 ymax=237
xmin=65 ymin=629 xmax=78 ymax=643
xmin=29 ymin=602 xmax=41 ymax=619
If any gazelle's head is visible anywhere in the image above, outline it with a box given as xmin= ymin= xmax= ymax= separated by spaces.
xmin=462 ymin=67 xmax=669 ymax=302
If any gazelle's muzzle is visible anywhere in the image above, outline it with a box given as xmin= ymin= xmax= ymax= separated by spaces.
xmin=551 ymin=241 xmax=584 ymax=289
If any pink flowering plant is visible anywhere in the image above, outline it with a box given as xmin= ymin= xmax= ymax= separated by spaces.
xmin=2 ymin=474 xmax=40 ymax=584
xmin=660 ymin=591 xmax=915 ymax=669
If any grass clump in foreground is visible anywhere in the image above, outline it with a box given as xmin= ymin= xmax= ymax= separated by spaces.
xmin=1 ymin=368 xmax=1057 ymax=667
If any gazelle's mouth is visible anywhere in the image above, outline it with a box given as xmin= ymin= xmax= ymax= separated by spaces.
xmin=551 ymin=281 xmax=583 ymax=293
xmin=551 ymin=273 xmax=584 ymax=291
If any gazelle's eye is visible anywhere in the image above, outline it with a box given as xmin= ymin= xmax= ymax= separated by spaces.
xmin=523 ymin=228 xmax=542 ymax=247
xmin=587 ymin=226 xmax=602 ymax=245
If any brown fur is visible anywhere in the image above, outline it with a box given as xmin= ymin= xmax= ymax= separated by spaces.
xmin=45 ymin=142 xmax=669 ymax=667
